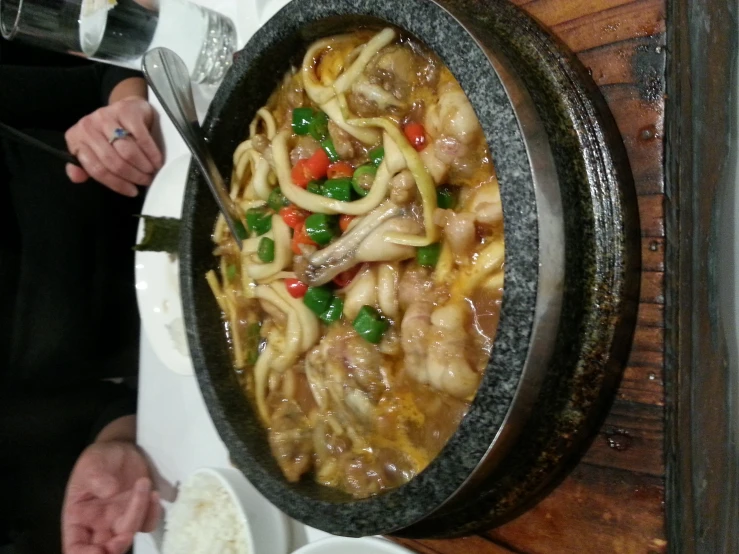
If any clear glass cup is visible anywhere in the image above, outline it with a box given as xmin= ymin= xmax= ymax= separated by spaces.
xmin=0 ymin=0 xmax=237 ymax=84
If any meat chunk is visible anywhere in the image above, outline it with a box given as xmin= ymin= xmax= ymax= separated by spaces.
xmin=433 ymin=136 xmax=469 ymax=164
xmin=328 ymin=120 xmax=355 ymax=159
xmin=434 ymin=208 xmax=477 ymax=259
xmin=438 ymin=90 xmax=481 ymax=144
xmin=268 ymin=401 xmax=313 ymax=482
xmin=376 ymin=46 xmax=415 ymax=86
xmin=283 ymin=72 xmax=305 ymax=108
xmin=389 ymin=169 xmax=416 ymax=205
xmin=419 ymin=144 xmax=449 ymax=185
xmin=344 ymin=335 xmax=385 ymax=402
xmin=348 ymin=44 xmax=418 ymax=120
xmin=289 ymin=135 xmax=320 ymax=165
xmin=341 ymin=452 xmax=384 ymax=496
xmin=425 ymin=87 xmax=481 ymax=144
xmin=400 ymin=301 xmax=433 ymax=370
xmin=347 ymin=90 xmax=382 ymax=118
xmin=352 ymin=77 xmax=406 ymax=111
xmin=401 ymin=301 xmax=482 ymax=400
xmin=368 ymin=45 xmax=416 ymax=101
xmin=404 ymin=101 xmax=426 ymax=125
xmin=469 ymin=182 xmax=503 ymax=225
xmin=312 ymin=421 xmax=350 ymax=486
xmin=398 ymin=265 xmax=433 ymax=309
xmin=418 ymin=55 xmax=440 ymax=88
xmin=305 ymin=324 xmax=387 ymax=410
xmin=426 ymin=303 xmax=481 ymax=399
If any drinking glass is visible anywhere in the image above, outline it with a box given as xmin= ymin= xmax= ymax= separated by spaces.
xmin=0 ymin=0 xmax=237 ymax=84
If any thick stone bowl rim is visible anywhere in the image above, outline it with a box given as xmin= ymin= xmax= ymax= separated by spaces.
xmin=180 ymin=0 xmax=539 ymax=536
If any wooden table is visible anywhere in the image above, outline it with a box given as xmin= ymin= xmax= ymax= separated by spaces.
xmin=395 ymin=1 xmax=669 ymax=552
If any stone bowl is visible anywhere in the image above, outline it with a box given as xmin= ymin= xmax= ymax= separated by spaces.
xmin=179 ymin=0 xmax=640 ymax=538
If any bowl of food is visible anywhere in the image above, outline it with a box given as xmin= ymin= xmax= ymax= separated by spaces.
xmin=161 ymin=467 xmax=288 ymax=554
xmin=180 ymin=0 xmax=639 ymax=538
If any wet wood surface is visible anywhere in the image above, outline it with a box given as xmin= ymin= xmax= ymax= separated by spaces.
xmin=395 ymin=1 xmax=668 ymax=552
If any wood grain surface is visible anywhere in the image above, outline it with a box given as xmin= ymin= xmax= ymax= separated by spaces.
xmin=394 ymin=1 xmax=667 ymax=552
xmin=665 ymin=1 xmax=738 ymax=552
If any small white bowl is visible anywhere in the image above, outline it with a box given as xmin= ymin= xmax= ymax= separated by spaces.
xmin=162 ymin=467 xmax=289 ymax=554
xmin=293 ymin=536 xmax=415 ymax=554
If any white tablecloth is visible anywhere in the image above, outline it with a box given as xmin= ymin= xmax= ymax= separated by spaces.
xmin=134 ymin=0 xmax=331 ymax=551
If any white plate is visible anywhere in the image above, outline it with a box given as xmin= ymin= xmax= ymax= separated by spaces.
xmin=135 ymin=154 xmax=193 ymax=375
xmin=293 ymin=537 xmax=415 ymax=554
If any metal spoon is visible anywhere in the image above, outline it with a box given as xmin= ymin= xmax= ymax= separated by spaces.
xmin=142 ymin=47 xmax=245 ymax=249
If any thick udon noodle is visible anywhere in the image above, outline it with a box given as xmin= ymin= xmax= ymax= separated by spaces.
xmin=207 ymin=28 xmax=504 ymax=498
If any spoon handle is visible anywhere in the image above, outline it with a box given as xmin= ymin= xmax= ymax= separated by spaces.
xmin=142 ymin=48 xmax=245 ymax=249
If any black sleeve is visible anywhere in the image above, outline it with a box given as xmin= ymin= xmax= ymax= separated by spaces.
xmin=88 ymin=391 xmax=138 ymax=441
xmin=0 ymin=63 xmax=105 ymax=130
xmin=0 ymin=381 xmax=137 ymax=552
xmin=99 ymin=65 xmax=145 ymax=105
xmin=0 ymin=38 xmax=144 ymax=130
xmin=0 ymin=382 xmax=138 ymax=468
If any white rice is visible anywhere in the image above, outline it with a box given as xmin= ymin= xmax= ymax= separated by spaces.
xmin=162 ymin=471 xmax=251 ymax=554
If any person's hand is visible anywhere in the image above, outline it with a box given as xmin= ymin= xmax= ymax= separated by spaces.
xmin=62 ymin=440 xmax=161 ymax=554
xmin=65 ymin=96 xmax=163 ymax=197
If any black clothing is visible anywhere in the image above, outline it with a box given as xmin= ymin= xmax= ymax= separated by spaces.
xmin=0 ymin=37 xmax=143 ymax=380
xmin=0 ymin=38 xmax=143 ymax=553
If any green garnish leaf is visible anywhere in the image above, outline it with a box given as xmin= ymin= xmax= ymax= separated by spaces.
xmin=134 ymin=215 xmax=181 ymax=254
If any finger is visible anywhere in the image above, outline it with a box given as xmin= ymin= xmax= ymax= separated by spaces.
xmin=118 ymin=109 xmax=163 ymax=169
xmin=113 ymin=478 xmax=151 ymax=535
xmin=141 ymin=492 xmax=162 ymax=533
xmin=74 ymin=114 xmax=149 ymax=185
xmin=92 ymin=527 xmax=113 ymax=546
xmin=63 ymin=523 xmax=92 ymax=549
xmin=89 ymin=473 xmax=120 ymax=499
xmin=105 ymin=532 xmax=135 ymax=554
xmin=66 ymin=163 xmax=90 ymax=184
xmin=65 ymin=123 xmax=83 ymax=158
xmin=63 ymin=524 xmax=105 ymax=554
xmin=112 ymin=135 xmax=155 ymax=175
xmin=75 ymin=145 xmax=138 ymax=197
xmin=84 ymin=124 xmax=153 ymax=186
xmin=65 ymin=500 xmax=104 ymax=525
xmin=68 ymin=545 xmax=106 ymax=554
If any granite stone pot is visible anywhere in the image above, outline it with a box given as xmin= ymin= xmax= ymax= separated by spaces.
xmin=179 ymin=0 xmax=640 ymax=538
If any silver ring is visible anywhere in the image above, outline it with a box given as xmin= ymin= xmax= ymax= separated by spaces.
xmin=109 ymin=127 xmax=132 ymax=145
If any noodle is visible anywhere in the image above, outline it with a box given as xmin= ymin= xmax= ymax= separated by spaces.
xmin=254 ymin=285 xmax=301 ymax=372
xmin=253 ymin=345 xmax=275 ymax=423
xmin=347 ymin=116 xmax=439 ymax=245
xmin=272 ymin=130 xmax=391 ymax=214
xmin=376 ymin=263 xmax=399 ymax=319
xmin=244 ymin=215 xmax=291 ymax=281
xmin=320 ymin=98 xmax=381 ymax=145
xmin=332 ymin=28 xmax=396 ymax=95
xmin=205 ymin=270 xmax=227 ymax=313
xmin=249 ymin=108 xmax=277 ymax=139
xmin=272 ymin=282 xmax=320 ymax=351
